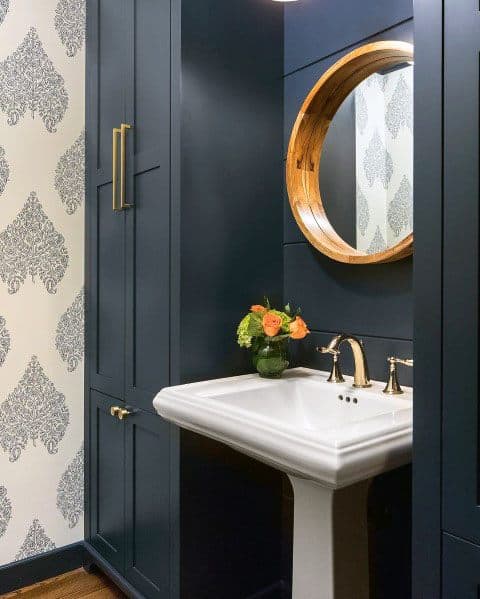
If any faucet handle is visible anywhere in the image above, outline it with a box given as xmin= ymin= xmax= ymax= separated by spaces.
xmin=318 ymin=346 xmax=340 ymax=356
xmin=316 ymin=346 xmax=345 ymax=383
xmin=383 ymin=356 xmax=413 ymax=395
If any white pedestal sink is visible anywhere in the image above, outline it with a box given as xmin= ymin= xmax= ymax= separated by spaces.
xmin=153 ymin=368 xmax=412 ymax=599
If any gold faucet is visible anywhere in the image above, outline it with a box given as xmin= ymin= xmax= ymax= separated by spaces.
xmin=317 ymin=334 xmax=371 ymax=388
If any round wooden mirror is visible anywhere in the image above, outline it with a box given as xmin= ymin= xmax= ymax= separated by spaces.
xmin=286 ymin=41 xmax=414 ymax=264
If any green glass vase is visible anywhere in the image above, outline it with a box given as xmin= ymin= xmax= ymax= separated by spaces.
xmin=252 ymin=338 xmax=289 ymax=378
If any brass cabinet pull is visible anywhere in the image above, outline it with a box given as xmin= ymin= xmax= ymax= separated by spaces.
xmin=110 ymin=405 xmax=134 ymax=420
xmin=112 ymin=127 xmax=121 ymax=211
xmin=118 ymin=407 xmax=132 ymax=420
xmin=120 ymin=123 xmax=133 ymax=209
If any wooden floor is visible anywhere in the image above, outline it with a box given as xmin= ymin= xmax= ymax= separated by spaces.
xmin=1 ymin=568 xmax=126 ymax=598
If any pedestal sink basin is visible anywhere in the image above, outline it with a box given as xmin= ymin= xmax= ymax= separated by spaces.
xmin=153 ymin=367 xmax=412 ymax=599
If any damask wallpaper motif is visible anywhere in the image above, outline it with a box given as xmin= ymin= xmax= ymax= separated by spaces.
xmin=55 ymin=129 xmax=84 ymax=215
xmin=0 ymin=192 xmax=70 ymax=295
xmin=0 ymin=27 xmax=69 ymax=133
xmin=0 ymin=0 xmax=84 ymax=566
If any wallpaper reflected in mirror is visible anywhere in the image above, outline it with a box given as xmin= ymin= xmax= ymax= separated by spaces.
xmin=355 ymin=65 xmax=413 ymax=253
xmin=321 ymin=63 xmax=413 ymax=254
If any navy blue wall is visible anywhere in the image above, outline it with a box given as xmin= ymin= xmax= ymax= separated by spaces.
xmin=284 ymin=1 xmax=414 ymax=388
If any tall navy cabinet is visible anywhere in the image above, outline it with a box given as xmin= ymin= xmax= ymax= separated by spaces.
xmin=85 ymin=1 xmax=284 ymax=598
xmin=442 ymin=0 xmax=480 ymax=594
xmin=413 ymin=0 xmax=480 ymax=596
xmin=85 ymin=1 xmax=173 ymax=596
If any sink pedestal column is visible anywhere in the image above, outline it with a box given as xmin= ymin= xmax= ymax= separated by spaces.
xmin=288 ymin=476 xmax=371 ymax=599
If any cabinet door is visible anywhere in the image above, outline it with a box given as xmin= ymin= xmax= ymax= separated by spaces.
xmin=86 ymin=0 xmax=129 ymax=399
xmin=125 ymin=410 xmax=172 ymax=597
xmin=124 ymin=0 xmax=171 ymax=412
xmin=443 ymin=534 xmax=480 ymax=598
xmin=443 ymin=0 xmax=480 ymax=542
xmin=88 ymin=390 xmax=126 ymax=573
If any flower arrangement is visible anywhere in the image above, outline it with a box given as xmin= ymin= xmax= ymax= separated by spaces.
xmin=237 ymin=300 xmax=310 ymax=378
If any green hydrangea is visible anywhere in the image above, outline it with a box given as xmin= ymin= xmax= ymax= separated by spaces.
xmin=237 ymin=314 xmax=256 ymax=347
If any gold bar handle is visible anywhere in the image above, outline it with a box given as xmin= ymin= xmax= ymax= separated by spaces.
xmin=112 ymin=127 xmax=121 ymax=211
xmin=120 ymin=123 xmax=133 ymax=209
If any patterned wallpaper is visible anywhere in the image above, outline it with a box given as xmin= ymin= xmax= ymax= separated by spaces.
xmin=355 ymin=65 xmax=413 ymax=253
xmin=0 ymin=0 xmax=85 ymax=566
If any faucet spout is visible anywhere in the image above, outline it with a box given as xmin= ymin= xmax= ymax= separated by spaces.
xmin=322 ymin=334 xmax=371 ymax=388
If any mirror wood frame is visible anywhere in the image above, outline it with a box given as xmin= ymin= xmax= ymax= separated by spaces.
xmin=286 ymin=41 xmax=414 ymax=264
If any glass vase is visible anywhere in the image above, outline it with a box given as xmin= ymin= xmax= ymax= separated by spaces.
xmin=252 ymin=338 xmax=289 ymax=378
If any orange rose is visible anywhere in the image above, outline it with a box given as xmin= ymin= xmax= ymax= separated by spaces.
xmin=251 ymin=304 xmax=267 ymax=314
xmin=289 ymin=316 xmax=310 ymax=340
xmin=262 ymin=311 xmax=282 ymax=337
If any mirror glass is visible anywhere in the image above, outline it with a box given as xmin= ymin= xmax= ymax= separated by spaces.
xmin=320 ymin=62 xmax=413 ymax=254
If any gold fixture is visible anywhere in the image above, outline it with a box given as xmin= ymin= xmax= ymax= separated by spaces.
xmin=112 ymin=123 xmax=133 ymax=211
xmin=383 ymin=357 xmax=413 ymax=395
xmin=120 ymin=123 xmax=132 ymax=209
xmin=317 ymin=334 xmax=371 ymax=388
xmin=118 ymin=407 xmax=132 ymax=420
xmin=112 ymin=127 xmax=121 ymax=211
xmin=110 ymin=405 xmax=134 ymax=420
xmin=318 ymin=347 xmax=345 ymax=383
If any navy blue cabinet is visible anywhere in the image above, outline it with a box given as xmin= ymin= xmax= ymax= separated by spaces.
xmin=124 ymin=0 xmax=171 ymax=414
xmin=89 ymin=390 xmax=126 ymax=572
xmin=86 ymin=1 xmax=284 ymax=597
xmin=88 ymin=390 xmax=175 ymax=597
xmin=443 ymin=534 xmax=480 ymax=598
xmin=416 ymin=0 xmax=480 ymax=595
xmin=86 ymin=0 xmax=127 ymax=400
xmin=86 ymin=1 xmax=174 ymax=596
xmin=442 ymin=0 xmax=480 ymax=546
xmin=124 ymin=410 xmax=172 ymax=597
xmin=87 ymin=0 xmax=171 ymax=412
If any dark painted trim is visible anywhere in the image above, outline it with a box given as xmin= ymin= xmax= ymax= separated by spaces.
xmin=84 ymin=542 xmax=143 ymax=599
xmin=169 ymin=3 xmax=181 ymax=599
xmin=86 ymin=540 xmax=286 ymax=599
xmin=283 ymin=15 xmax=414 ymax=78
xmin=412 ymin=0 xmax=444 ymax=596
xmin=0 ymin=542 xmax=86 ymax=595
xmin=169 ymin=0 xmax=180 ymax=390
xmin=309 ymin=329 xmax=412 ymax=343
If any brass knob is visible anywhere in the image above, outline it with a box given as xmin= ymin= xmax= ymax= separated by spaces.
xmin=118 ymin=408 xmax=132 ymax=420
xmin=110 ymin=406 xmax=121 ymax=417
